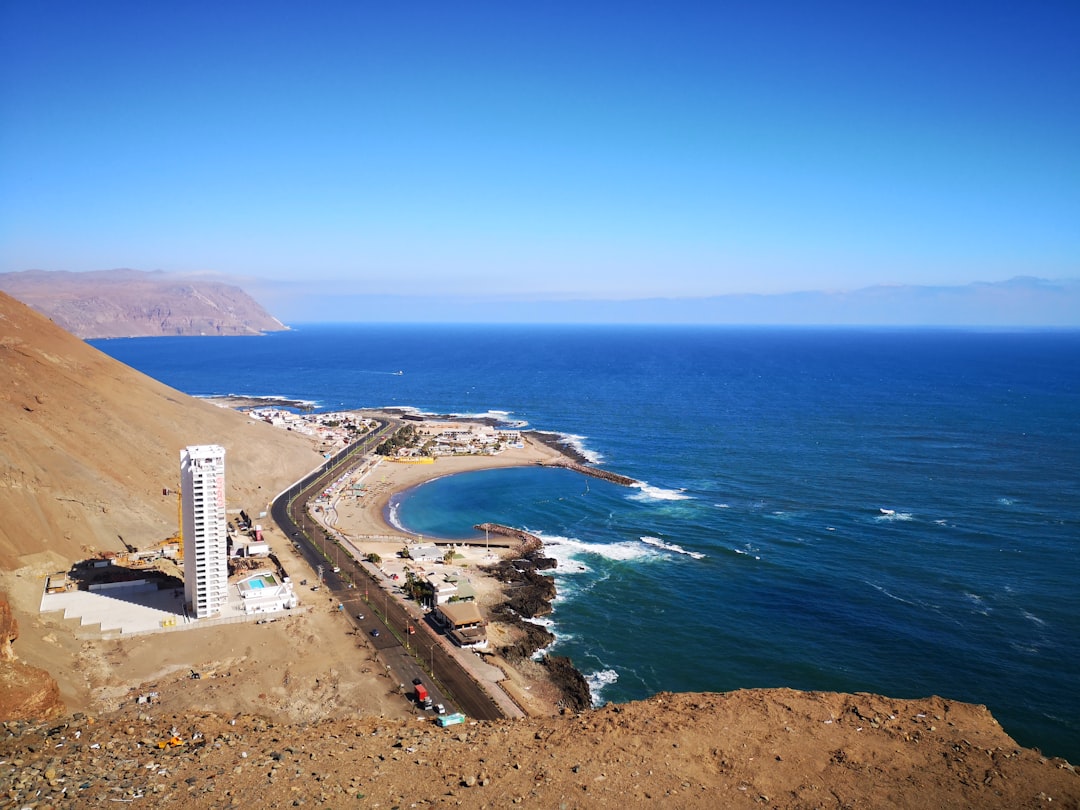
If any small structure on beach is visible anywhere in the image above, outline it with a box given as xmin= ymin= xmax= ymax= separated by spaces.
xmin=433 ymin=601 xmax=488 ymax=649
xmin=407 ymin=544 xmax=444 ymax=564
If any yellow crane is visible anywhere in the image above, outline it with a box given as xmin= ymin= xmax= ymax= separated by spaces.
xmin=159 ymin=487 xmax=184 ymax=561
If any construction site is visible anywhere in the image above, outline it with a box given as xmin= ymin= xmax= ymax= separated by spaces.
xmin=39 ymin=503 xmax=300 ymax=637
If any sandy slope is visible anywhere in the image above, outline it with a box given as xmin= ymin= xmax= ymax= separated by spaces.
xmin=0 ymin=291 xmax=320 ymax=570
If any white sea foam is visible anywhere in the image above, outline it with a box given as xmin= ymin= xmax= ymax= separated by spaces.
xmin=629 ymin=482 xmax=691 ymax=502
xmin=386 ymin=500 xmax=405 ymax=532
xmin=446 ymin=408 xmax=525 ymax=424
xmin=586 ymin=669 xmax=619 ymax=706
xmin=865 ymin=580 xmax=919 ymax=607
xmin=640 ymin=536 xmax=706 ymax=560
xmin=523 ymin=615 xmax=555 ymax=630
xmin=732 ymin=544 xmax=761 ymax=560
xmin=1022 ymin=609 xmax=1046 ymax=627
xmin=538 ymin=533 xmax=658 ymax=573
xmin=874 ymin=509 xmax=914 ymax=522
xmin=715 ymin=502 xmax=731 ymax=509
xmin=562 ymin=433 xmax=603 ymax=464
xmin=997 ymin=497 xmax=1016 ymax=507
xmin=203 ymin=393 xmax=321 ymax=409
xmin=379 ymin=405 xmax=425 ymax=418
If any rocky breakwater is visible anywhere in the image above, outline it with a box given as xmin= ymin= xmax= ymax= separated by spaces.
xmin=539 ymin=459 xmax=638 ymax=487
xmin=477 ymin=525 xmax=591 ymax=712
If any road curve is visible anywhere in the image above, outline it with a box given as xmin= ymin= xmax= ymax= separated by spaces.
xmin=270 ymin=416 xmax=507 ymax=722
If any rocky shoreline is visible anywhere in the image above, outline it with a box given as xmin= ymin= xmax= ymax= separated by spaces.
xmin=477 ymin=524 xmax=592 ymax=712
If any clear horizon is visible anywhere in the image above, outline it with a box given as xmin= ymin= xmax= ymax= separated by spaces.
xmin=2 ymin=2 xmax=1078 ymax=324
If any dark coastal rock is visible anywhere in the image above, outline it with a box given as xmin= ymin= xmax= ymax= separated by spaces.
xmin=483 ymin=562 xmax=557 ymax=619
xmin=524 ymin=430 xmax=592 ymax=465
xmin=506 ymin=573 xmax=557 ymax=618
xmin=490 ymin=609 xmax=555 ymax=662
xmin=479 ymin=531 xmax=593 ymax=713
xmin=542 ymin=655 xmax=592 ymax=713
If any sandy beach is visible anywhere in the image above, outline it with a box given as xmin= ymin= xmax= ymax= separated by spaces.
xmin=328 ymin=431 xmax=569 ymax=539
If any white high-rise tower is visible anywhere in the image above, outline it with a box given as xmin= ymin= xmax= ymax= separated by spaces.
xmin=181 ymin=444 xmax=229 ymax=618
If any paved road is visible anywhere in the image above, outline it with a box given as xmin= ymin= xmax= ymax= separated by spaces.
xmin=269 ymin=417 xmax=507 ymax=722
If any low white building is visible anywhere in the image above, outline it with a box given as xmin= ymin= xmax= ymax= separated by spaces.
xmin=235 ymin=571 xmax=298 ymax=614
xmin=408 ymin=544 xmax=444 ymax=564
xmin=425 ymin=573 xmax=459 ymax=604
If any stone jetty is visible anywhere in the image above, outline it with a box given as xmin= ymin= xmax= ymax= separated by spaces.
xmin=539 ymin=459 xmax=638 ymax=486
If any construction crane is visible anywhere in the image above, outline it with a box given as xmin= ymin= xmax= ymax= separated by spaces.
xmin=161 ymin=487 xmax=184 ymax=561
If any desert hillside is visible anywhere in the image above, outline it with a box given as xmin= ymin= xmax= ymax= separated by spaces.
xmin=0 ymin=269 xmax=287 ymax=338
xmin=0 ymin=290 xmax=317 ymax=569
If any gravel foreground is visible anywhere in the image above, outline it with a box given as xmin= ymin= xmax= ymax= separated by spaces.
xmin=4 ymin=690 xmax=1077 ymax=809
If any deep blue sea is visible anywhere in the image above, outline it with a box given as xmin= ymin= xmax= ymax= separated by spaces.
xmin=90 ymin=324 xmax=1080 ymax=762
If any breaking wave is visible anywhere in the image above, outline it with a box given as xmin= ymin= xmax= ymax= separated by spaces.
xmin=629 ymin=482 xmax=691 ymax=502
xmin=586 ymin=669 xmax=619 ymax=706
xmin=640 ymin=536 xmax=706 ymax=559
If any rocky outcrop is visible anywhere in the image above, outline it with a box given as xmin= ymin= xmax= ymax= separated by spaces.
xmin=0 ymin=269 xmax=287 ymax=338
xmin=0 ymin=594 xmax=64 ymax=721
xmin=541 ymin=655 xmax=592 ymax=712
xmin=481 ymin=546 xmax=593 ymax=710
xmin=482 ymin=551 xmax=558 ymax=623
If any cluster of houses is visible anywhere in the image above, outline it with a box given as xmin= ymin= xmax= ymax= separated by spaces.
xmin=418 ymin=422 xmax=523 ymax=457
xmin=246 ymin=408 xmax=376 ymax=455
xmin=404 ymin=544 xmax=488 ymax=649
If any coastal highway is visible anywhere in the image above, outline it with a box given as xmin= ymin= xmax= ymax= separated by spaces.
xmin=270 ymin=416 xmax=507 ymax=722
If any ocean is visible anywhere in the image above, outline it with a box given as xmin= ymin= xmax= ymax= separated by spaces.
xmin=90 ymin=324 xmax=1080 ymax=762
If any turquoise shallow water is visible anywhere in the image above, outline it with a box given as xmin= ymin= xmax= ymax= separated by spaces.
xmin=92 ymin=325 xmax=1080 ymax=761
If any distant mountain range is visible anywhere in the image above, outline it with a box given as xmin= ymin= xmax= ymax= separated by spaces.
xmin=0 ymin=269 xmax=287 ymax=338
xmin=3 ymin=270 xmax=1077 ymax=331
xmin=251 ymin=275 xmax=1080 ymax=327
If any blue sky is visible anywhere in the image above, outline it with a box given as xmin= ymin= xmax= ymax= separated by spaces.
xmin=2 ymin=2 xmax=1078 ymax=318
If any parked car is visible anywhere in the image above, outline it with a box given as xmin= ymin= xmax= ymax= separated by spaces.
xmin=356 ymin=613 xmax=365 ymax=620
xmin=370 ymin=628 xmax=380 ymax=637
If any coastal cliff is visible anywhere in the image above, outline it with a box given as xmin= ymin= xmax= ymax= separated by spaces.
xmin=0 ymin=269 xmax=287 ymax=338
